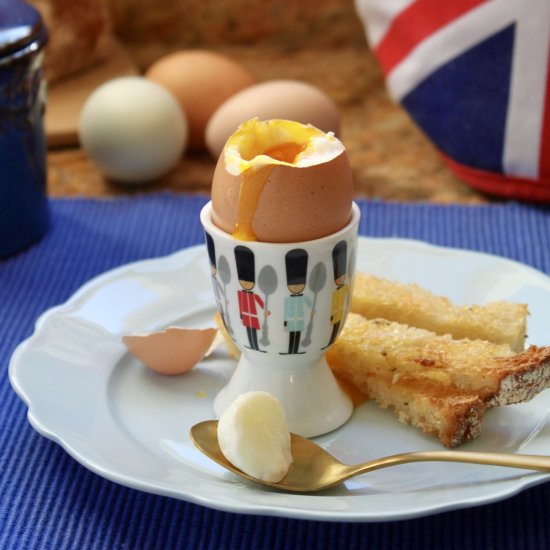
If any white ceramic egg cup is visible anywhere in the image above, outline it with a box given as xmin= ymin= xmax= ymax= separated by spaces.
xmin=200 ymin=202 xmax=360 ymax=438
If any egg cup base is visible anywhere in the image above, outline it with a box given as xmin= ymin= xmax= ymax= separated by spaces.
xmin=213 ymin=354 xmax=353 ymax=438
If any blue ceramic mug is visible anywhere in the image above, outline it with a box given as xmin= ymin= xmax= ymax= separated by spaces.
xmin=0 ymin=0 xmax=49 ymax=259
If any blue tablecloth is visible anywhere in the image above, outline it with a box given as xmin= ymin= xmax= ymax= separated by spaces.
xmin=1 ymin=194 xmax=549 ymax=549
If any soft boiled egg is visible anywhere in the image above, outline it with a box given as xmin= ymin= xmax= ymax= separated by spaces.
xmin=211 ymin=118 xmax=353 ymax=243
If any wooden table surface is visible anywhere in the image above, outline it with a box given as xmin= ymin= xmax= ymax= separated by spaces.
xmin=46 ymin=44 xmax=489 ymax=204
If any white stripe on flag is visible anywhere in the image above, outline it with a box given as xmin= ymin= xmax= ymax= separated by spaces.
xmin=386 ymin=0 xmax=515 ymax=102
xmin=503 ymin=0 xmax=550 ymax=178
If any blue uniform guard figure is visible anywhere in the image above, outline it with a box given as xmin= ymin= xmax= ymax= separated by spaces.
xmin=282 ymin=248 xmax=312 ymax=355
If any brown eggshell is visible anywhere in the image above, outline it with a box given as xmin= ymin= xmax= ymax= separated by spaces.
xmin=145 ymin=50 xmax=256 ymax=150
xmin=123 ymin=327 xmax=217 ymax=376
xmin=211 ymin=151 xmax=353 ymax=243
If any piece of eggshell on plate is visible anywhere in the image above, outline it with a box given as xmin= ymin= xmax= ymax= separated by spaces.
xmin=123 ymin=327 xmax=218 ymax=375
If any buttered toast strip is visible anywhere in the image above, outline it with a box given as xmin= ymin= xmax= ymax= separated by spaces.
xmin=326 ymin=314 xmax=550 ymax=446
xmin=326 ymin=314 xmax=546 ymax=399
xmin=351 ymin=273 xmax=528 ymax=352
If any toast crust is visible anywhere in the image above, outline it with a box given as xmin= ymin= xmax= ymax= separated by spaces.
xmin=356 ymin=375 xmax=485 ymax=448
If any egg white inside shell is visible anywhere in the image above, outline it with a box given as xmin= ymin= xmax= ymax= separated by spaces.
xmin=224 ymin=119 xmax=344 ymax=176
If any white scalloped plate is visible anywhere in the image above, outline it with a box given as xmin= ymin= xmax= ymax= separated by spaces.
xmin=9 ymin=237 xmax=550 ymax=522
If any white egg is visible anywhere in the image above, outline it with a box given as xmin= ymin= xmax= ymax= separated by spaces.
xmin=79 ymin=76 xmax=188 ymax=184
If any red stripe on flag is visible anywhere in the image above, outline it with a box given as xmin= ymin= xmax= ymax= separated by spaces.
xmin=442 ymin=153 xmax=550 ymax=202
xmin=375 ymin=0 xmax=487 ymax=75
xmin=539 ymin=35 xmax=550 ymax=178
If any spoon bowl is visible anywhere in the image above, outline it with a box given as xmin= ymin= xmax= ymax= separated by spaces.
xmin=257 ymin=265 xmax=278 ymax=347
xmin=190 ymin=420 xmax=550 ymax=492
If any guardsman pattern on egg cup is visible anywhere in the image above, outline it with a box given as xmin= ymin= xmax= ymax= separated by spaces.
xmin=234 ymin=245 xmax=267 ymax=353
xmin=281 ymin=248 xmax=313 ymax=355
xmin=205 ymin=231 xmax=233 ymax=335
xmin=324 ymin=240 xmax=350 ymax=349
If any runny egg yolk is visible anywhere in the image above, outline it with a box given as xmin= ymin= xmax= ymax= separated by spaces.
xmin=223 ymin=119 xmax=343 ymax=241
xmin=233 ymin=165 xmax=272 ymax=241
xmin=257 ymin=142 xmax=307 ymax=164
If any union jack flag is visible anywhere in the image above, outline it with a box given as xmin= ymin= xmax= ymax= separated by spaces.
xmin=355 ymin=0 xmax=550 ymax=201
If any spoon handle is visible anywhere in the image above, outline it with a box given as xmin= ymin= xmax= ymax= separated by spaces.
xmin=347 ymin=451 xmax=550 ymax=479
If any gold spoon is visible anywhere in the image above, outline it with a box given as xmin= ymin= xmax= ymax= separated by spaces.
xmin=190 ymin=420 xmax=550 ymax=492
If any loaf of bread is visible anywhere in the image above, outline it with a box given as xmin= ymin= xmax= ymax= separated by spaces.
xmin=326 ymin=313 xmax=550 ymax=447
xmin=29 ymin=0 xmax=112 ymax=83
xmin=351 ymin=273 xmax=528 ymax=352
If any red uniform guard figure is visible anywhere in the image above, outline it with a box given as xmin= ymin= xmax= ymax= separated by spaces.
xmin=234 ymin=245 xmax=266 ymax=352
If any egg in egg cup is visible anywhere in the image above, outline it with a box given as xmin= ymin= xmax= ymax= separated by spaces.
xmin=200 ymin=119 xmax=360 ymax=438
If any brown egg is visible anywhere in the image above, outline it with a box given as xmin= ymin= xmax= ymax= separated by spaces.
xmin=211 ymin=119 xmax=353 ymax=243
xmin=146 ymin=50 xmax=256 ymax=150
xmin=205 ymin=80 xmax=341 ymax=159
